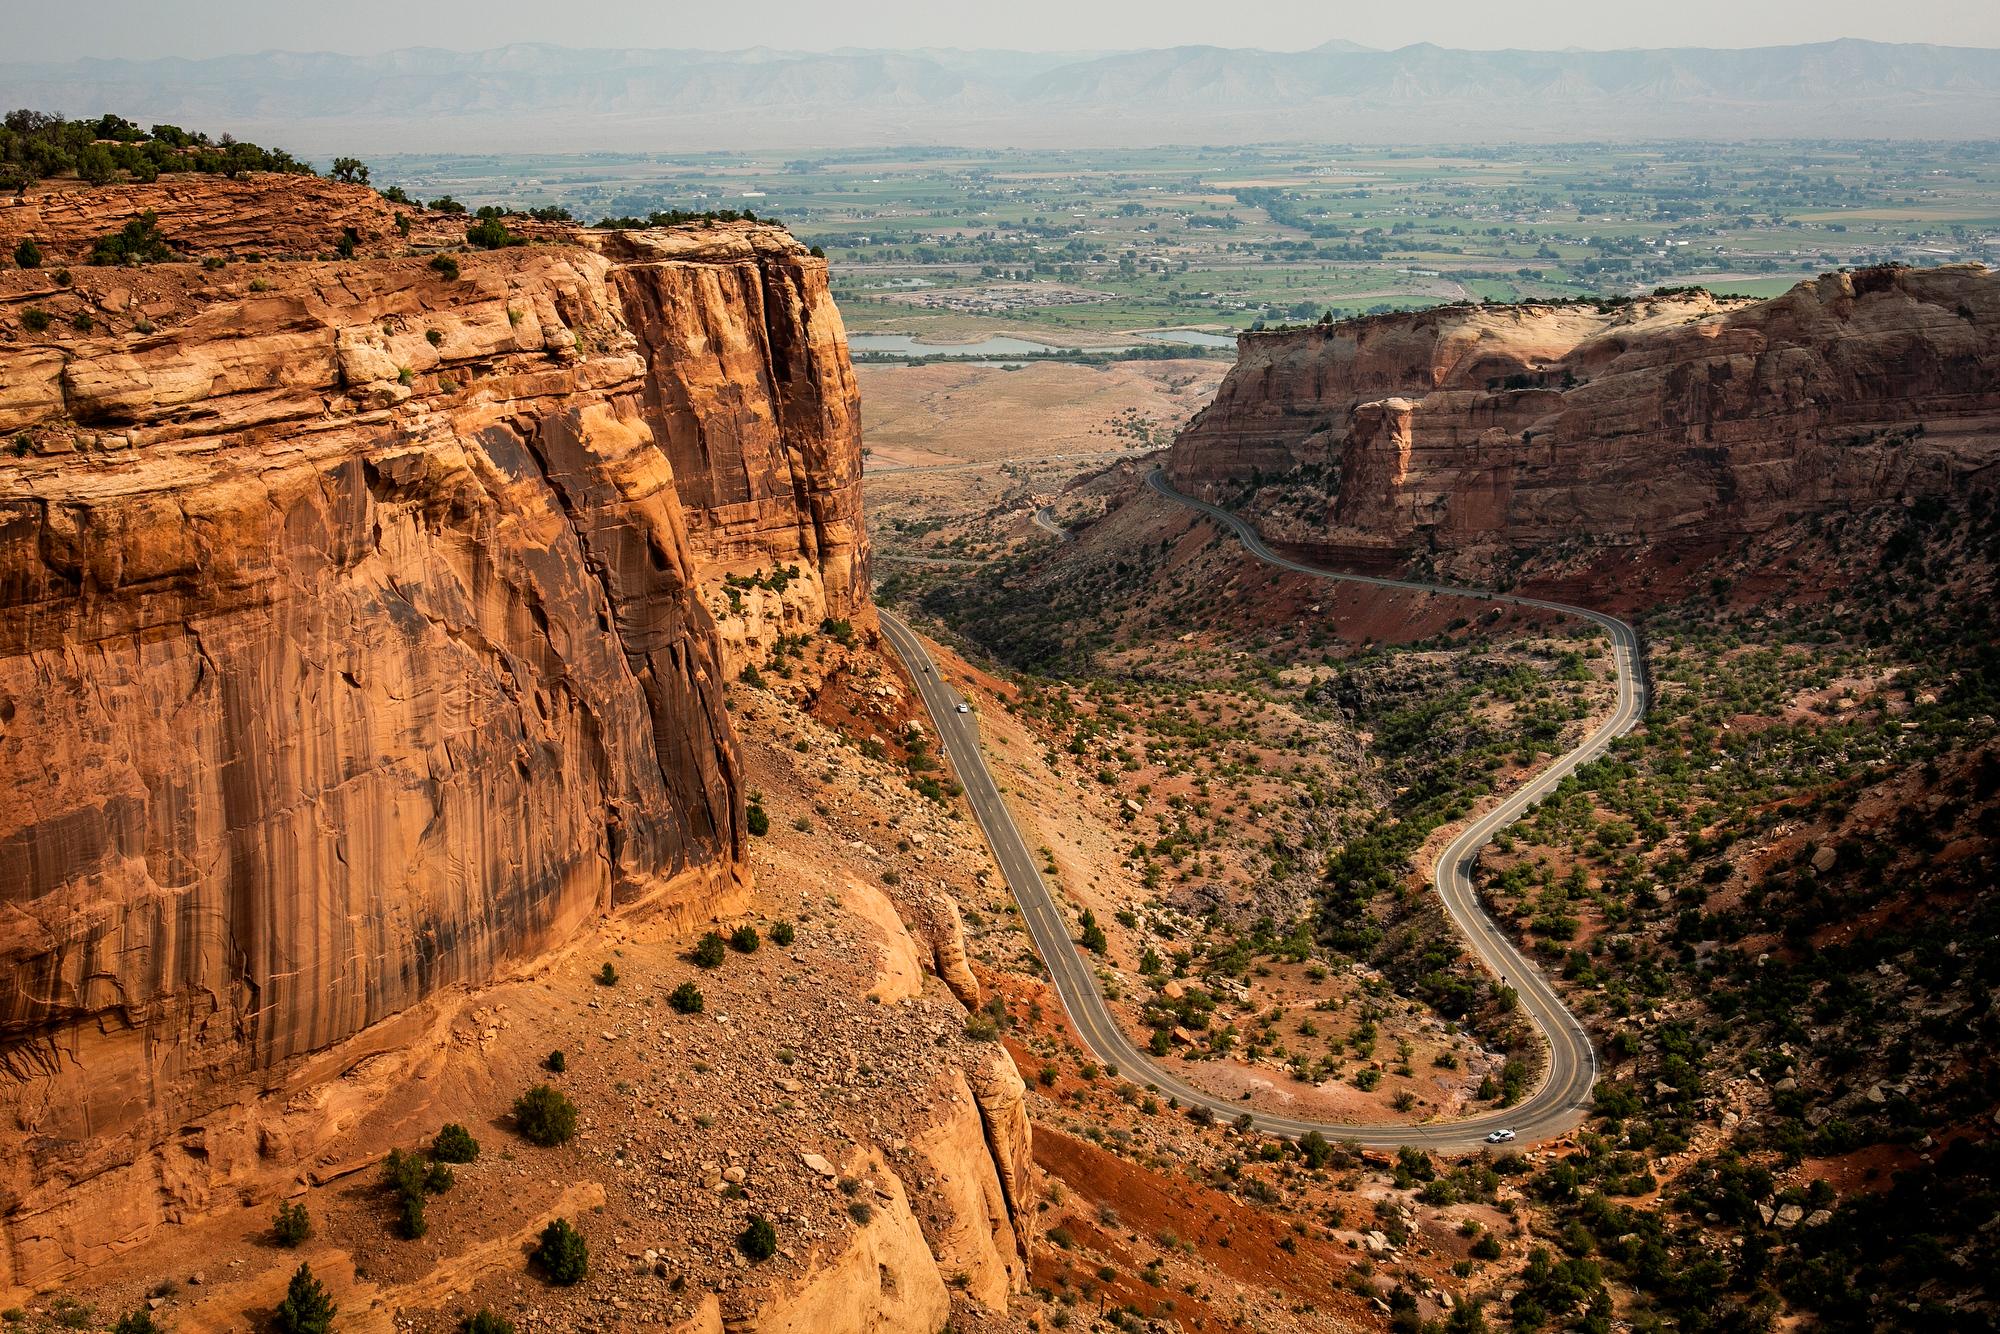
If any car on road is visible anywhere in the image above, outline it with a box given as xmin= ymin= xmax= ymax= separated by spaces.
xmin=955 ymin=703 xmax=970 ymax=714
xmin=1484 ymin=1128 xmax=1517 ymax=1144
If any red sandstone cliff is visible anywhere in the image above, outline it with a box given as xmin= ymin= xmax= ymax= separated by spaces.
xmin=0 ymin=174 xmax=572 ymax=260
xmin=0 ymin=182 xmax=869 ymax=1282
xmin=1165 ymin=267 xmax=2000 ymax=580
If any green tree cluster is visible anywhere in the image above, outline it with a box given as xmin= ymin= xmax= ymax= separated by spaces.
xmin=1 ymin=109 xmax=321 ymax=189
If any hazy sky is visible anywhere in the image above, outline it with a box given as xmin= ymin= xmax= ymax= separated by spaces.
xmin=7 ymin=0 xmax=1998 ymax=61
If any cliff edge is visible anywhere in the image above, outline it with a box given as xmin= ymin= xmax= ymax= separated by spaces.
xmin=0 ymin=180 xmax=874 ymax=1288
xmin=1165 ymin=267 xmax=2000 ymax=585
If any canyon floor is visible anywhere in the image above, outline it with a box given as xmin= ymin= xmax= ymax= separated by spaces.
xmin=14 ymin=628 xmax=1561 ymax=1334
xmin=858 ymin=359 xmax=1222 ymax=564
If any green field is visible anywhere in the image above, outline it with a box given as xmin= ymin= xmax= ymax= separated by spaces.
xmin=376 ymin=142 xmax=2000 ymax=350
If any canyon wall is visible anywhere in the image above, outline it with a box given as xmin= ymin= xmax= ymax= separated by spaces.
xmin=1166 ymin=266 xmax=2000 ymax=579
xmin=0 ymin=186 xmax=869 ymax=1283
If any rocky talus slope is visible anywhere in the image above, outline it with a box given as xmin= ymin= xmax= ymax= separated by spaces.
xmin=1166 ymin=265 xmax=2000 ymax=583
xmin=0 ymin=180 xmax=988 ymax=1315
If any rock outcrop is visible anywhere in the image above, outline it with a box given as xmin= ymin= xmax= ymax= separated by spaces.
xmin=0 ymin=179 xmax=869 ymax=1286
xmin=1166 ymin=266 xmax=2000 ymax=580
xmin=602 ymin=228 xmax=870 ymax=674
xmin=730 ymin=1149 xmax=952 ymax=1334
xmin=0 ymin=174 xmax=575 ymax=262
xmin=917 ymin=1069 xmax=1029 ymax=1311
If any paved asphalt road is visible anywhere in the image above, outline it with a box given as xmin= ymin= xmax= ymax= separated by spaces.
xmin=1032 ymin=506 xmax=1071 ymax=540
xmin=876 ymin=468 xmax=1647 ymax=1149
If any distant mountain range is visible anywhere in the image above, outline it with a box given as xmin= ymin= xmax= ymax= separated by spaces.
xmin=4 ymin=38 xmax=1997 ymax=152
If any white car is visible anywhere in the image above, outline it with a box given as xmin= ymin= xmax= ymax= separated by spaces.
xmin=1484 ymin=1129 xmax=1517 ymax=1144
xmin=955 ymin=703 xmax=971 ymax=714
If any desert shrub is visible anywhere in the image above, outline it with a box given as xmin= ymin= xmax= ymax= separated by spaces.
xmin=738 ymin=1214 xmax=778 ymax=1261
xmin=1078 ymin=909 xmax=1109 ymax=955
xmin=383 ymin=1147 xmax=427 ymax=1198
xmin=596 ymin=962 xmax=619 ymax=987
xmin=465 ymin=217 xmax=521 ymax=250
xmin=273 ymin=1199 xmax=312 ymax=1246
xmin=730 ymin=924 xmax=760 ymax=954
xmin=533 ymin=1218 xmax=588 ymax=1285
xmin=72 ymin=312 xmax=92 ymax=332
xmin=693 ymin=932 xmax=727 ymax=967
xmin=88 ymin=211 xmax=172 ymax=264
xmin=112 ymin=1311 xmax=161 ymax=1334
xmin=745 ymin=800 xmax=770 ymax=836
xmin=429 ymin=254 xmax=460 ymax=281
xmin=429 ymin=196 xmax=466 ymax=214
xmin=669 ymin=981 xmax=705 ymax=1014
xmin=21 ymin=308 xmax=50 ymax=332
xmin=462 ymin=1312 xmax=513 ymax=1334
xmin=382 ymin=1146 xmax=450 ymax=1239
xmin=274 ymin=1262 xmax=337 ymax=1334
xmin=432 ymin=1123 xmax=479 ymax=1164
xmin=12 ymin=239 xmax=40 ymax=268
xmin=396 ymin=1192 xmax=428 ymax=1239
xmin=329 ymin=157 xmax=369 ymax=185
xmin=770 ymin=920 xmax=795 ymax=947
xmin=44 ymin=1298 xmax=90 ymax=1328
xmin=513 ymin=1084 xmax=578 ymax=1146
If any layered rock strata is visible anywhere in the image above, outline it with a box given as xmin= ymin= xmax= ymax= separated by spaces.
xmin=1166 ymin=266 xmax=2000 ymax=577
xmin=0 ymin=185 xmax=870 ymax=1286
xmin=0 ymin=174 xmax=575 ymax=261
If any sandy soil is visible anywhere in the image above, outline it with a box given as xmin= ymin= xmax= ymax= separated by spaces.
xmin=859 ymin=360 xmax=1222 ymax=469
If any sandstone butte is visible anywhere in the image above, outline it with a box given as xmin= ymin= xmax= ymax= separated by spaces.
xmin=0 ymin=176 xmax=1019 ymax=1309
xmin=1165 ymin=265 xmax=2000 ymax=587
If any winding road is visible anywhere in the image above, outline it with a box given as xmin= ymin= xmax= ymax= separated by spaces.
xmin=877 ymin=468 xmax=1646 ymax=1149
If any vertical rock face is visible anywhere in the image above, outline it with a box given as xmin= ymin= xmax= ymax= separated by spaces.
xmin=1166 ymin=266 xmax=2000 ymax=578
xmin=602 ymin=228 xmax=872 ymax=673
xmin=0 ymin=200 xmax=868 ymax=1280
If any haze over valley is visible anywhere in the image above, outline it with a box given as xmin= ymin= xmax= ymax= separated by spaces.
xmin=2 ymin=6 xmax=1998 ymax=1332
xmin=6 ymin=38 xmax=2000 ymax=151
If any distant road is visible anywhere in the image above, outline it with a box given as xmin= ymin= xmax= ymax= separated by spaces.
xmin=1031 ymin=506 xmax=1070 ymax=540
xmin=877 ymin=471 xmax=1647 ymax=1148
